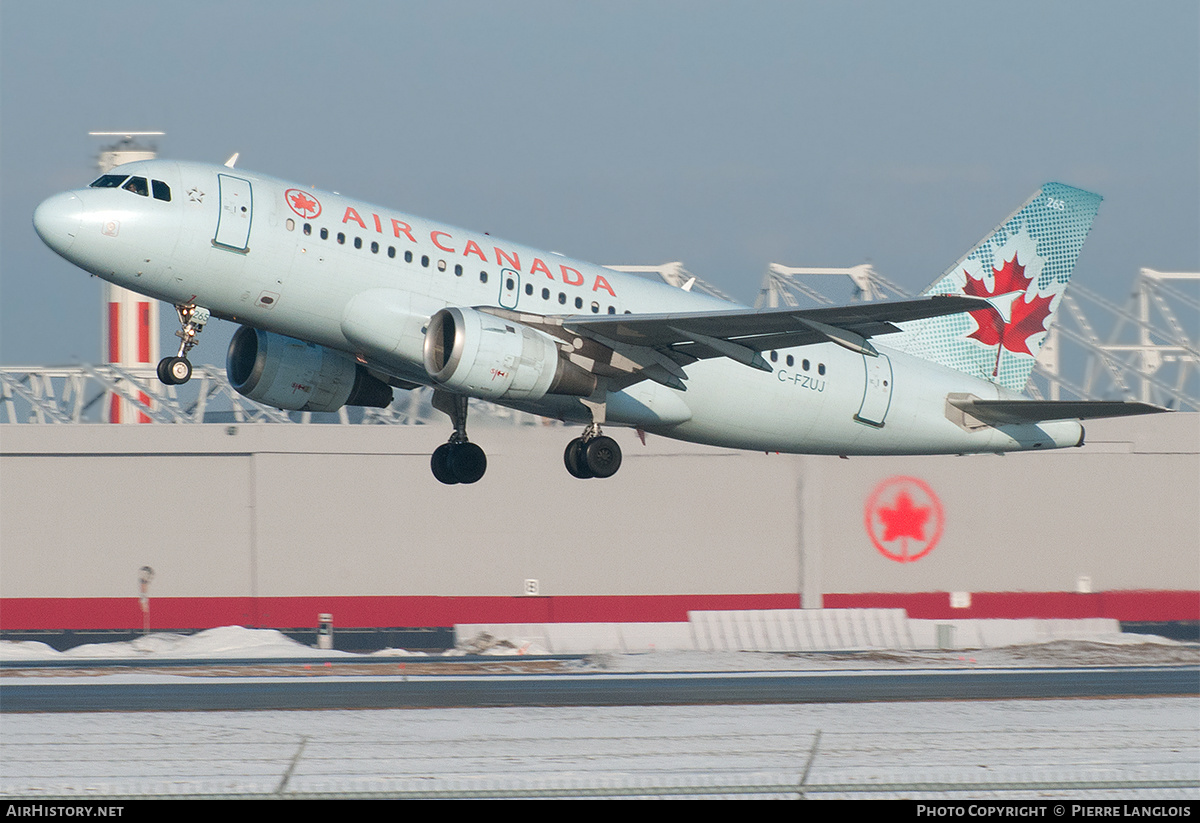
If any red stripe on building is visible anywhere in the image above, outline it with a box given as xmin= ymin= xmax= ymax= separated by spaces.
xmin=0 ymin=594 xmax=799 ymax=631
xmin=0 ymin=591 xmax=1194 ymax=631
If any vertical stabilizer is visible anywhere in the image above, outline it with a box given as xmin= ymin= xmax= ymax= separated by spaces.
xmin=888 ymin=183 xmax=1101 ymax=392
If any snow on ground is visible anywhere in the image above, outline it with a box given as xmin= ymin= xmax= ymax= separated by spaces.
xmin=0 ymin=626 xmax=358 ymax=661
xmin=2 ymin=625 xmax=1195 ymax=670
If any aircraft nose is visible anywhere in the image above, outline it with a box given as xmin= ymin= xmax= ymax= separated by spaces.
xmin=33 ymin=191 xmax=84 ymax=256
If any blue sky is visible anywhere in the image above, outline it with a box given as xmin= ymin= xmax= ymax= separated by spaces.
xmin=2 ymin=0 xmax=1197 ymax=366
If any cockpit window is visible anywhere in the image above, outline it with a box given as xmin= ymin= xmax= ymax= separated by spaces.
xmin=152 ymin=180 xmax=171 ymax=202
xmin=90 ymin=174 xmax=128 ymax=189
xmin=122 ymin=177 xmax=149 ymax=196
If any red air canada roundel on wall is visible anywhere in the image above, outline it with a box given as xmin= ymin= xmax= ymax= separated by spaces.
xmin=285 ymin=189 xmax=322 ymax=220
xmin=864 ymin=475 xmax=945 ymax=563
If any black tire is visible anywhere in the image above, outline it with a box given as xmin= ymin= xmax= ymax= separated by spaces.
xmin=564 ymin=437 xmax=593 ymax=479
xmin=166 ymin=356 xmax=192 ymax=384
xmin=584 ymin=436 xmax=622 ymax=478
xmin=431 ymin=443 xmax=459 ymax=485
xmin=449 ymin=441 xmax=487 ymax=484
xmin=156 ymin=358 xmax=175 ymax=385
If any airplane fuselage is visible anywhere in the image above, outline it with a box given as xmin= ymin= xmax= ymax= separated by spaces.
xmin=33 ymin=159 xmax=1084 ymax=461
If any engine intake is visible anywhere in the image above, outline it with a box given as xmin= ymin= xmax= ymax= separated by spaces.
xmin=423 ymin=307 xmax=595 ymax=401
xmin=227 ymin=326 xmax=392 ymax=412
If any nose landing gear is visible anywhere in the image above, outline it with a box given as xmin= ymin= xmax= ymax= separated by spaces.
xmin=157 ymin=304 xmax=209 ymax=386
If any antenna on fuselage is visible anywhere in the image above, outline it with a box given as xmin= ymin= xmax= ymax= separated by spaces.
xmin=224 ymin=152 xmax=239 ymax=168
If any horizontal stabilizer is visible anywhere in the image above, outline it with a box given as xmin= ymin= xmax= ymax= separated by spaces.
xmin=948 ymin=396 xmax=1168 ymax=426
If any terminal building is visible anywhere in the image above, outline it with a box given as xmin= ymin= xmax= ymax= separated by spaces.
xmin=2 ymin=412 xmax=1195 ymax=649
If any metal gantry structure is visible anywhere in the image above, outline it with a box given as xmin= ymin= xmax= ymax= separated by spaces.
xmin=754 ymin=263 xmax=1199 ymax=411
xmin=3 ymin=264 xmax=1195 ymax=424
xmin=0 ymin=365 xmax=548 ymax=426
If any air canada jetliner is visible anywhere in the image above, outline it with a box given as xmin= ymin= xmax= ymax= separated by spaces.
xmin=33 ymin=158 xmax=1162 ymax=483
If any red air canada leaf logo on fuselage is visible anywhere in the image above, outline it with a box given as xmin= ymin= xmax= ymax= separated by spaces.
xmin=285 ymin=189 xmax=322 ymax=220
xmin=963 ymin=255 xmax=1054 ymax=376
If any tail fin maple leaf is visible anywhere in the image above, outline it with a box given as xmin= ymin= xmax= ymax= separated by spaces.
xmin=963 ymin=255 xmax=1055 ymax=376
xmin=884 ymin=182 xmax=1100 ymax=393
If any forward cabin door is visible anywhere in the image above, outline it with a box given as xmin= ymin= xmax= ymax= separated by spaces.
xmin=214 ymin=174 xmax=253 ymax=252
xmin=854 ymin=352 xmax=893 ymax=427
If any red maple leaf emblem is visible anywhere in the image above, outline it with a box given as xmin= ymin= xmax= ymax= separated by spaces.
xmin=864 ymin=476 xmax=945 ymax=563
xmin=877 ymin=491 xmax=930 ymax=544
xmin=286 ymin=189 xmax=321 ymax=219
xmin=962 ymin=255 xmax=1054 ymax=376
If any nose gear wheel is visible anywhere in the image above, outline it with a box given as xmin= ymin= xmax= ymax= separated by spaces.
xmin=157 ymin=303 xmax=209 ymax=386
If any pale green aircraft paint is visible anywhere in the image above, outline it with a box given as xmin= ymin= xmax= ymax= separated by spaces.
xmin=33 ymin=160 xmax=1162 ymax=483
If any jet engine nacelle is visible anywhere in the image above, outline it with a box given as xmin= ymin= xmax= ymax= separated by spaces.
xmin=423 ymin=307 xmax=596 ymax=401
xmin=226 ymin=326 xmax=393 ymax=412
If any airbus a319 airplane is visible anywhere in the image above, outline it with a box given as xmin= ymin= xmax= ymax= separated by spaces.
xmin=33 ymin=157 xmax=1161 ymax=483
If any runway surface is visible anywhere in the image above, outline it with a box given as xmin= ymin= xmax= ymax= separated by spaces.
xmin=3 ymin=699 xmax=1197 ymax=799
xmin=3 ymin=663 xmax=1197 ymax=712
xmin=3 ymin=635 xmax=1197 ymax=798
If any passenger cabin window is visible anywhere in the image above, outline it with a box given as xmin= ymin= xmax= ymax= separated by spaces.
xmin=90 ymin=174 xmax=128 ymax=189
xmin=151 ymin=180 xmax=171 ymax=202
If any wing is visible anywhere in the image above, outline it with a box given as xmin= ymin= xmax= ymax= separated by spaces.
xmin=482 ymin=295 xmax=990 ymax=391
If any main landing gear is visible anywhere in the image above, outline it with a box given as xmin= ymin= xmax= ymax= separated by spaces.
xmin=430 ymin=391 xmax=487 ymax=485
xmin=426 ymin=391 xmax=623 ymax=484
xmin=157 ymin=304 xmax=210 ymax=386
xmin=563 ymin=424 xmax=622 ymax=479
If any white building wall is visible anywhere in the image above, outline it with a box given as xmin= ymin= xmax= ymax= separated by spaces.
xmin=1 ymin=414 xmax=1196 ymax=605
